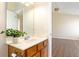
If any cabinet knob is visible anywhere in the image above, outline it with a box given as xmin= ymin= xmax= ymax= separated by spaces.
xmin=11 ymin=53 xmax=17 ymax=57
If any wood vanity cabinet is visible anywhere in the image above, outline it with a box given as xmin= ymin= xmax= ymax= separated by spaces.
xmin=8 ymin=39 xmax=48 ymax=57
xmin=41 ymin=46 xmax=48 ymax=57
xmin=33 ymin=51 xmax=40 ymax=57
xmin=26 ymin=45 xmax=37 ymax=57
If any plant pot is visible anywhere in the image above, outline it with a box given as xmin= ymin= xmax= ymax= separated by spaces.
xmin=12 ymin=37 xmax=18 ymax=43
xmin=6 ymin=36 xmax=13 ymax=43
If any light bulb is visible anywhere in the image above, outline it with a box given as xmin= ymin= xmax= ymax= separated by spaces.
xmin=25 ymin=3 xmax=30 ymax=6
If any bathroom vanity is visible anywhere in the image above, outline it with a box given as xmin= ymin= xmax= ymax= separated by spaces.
xmin=7 ymin=37 xmax=48 ymax=57
xmin=6 ymin=2 xmax=49 ymax=57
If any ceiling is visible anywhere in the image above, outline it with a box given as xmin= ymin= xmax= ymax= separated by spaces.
xmin=53 ymin=2 xmax=79 ymax=15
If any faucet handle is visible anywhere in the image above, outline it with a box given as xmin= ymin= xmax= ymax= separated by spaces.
xmin=25 ymin=35 xmax=32 ymax=40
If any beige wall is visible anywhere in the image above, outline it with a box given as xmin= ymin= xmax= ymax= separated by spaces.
xmin=53 ymin=12 xmax=79 ymax=39
xmin=34 ymin=3 xmax=52 ymax=37
xmin=34 ymin=3 xmax=52 ymax=56
xmin=23 ymin=2 xmax=52 ymax=37
xmin=0 ymin=3 xmax=8 ymax=57
xmin=23 ymin=6 xmax=34 ymax=35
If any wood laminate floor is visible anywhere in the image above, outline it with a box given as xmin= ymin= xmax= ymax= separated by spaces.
xmin=52 ymin=38 xmax=79 ymax=57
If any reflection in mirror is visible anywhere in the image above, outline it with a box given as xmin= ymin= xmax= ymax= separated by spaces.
xmin=6 ymin=2 xmax=34 ymax=35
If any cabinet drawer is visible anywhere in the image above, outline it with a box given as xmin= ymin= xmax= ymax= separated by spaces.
xmin=26 ymin=45 xmax=37 ymax=57
xmin=37 ymin=42 xmax=44 ymax=51
xmin=33 ymin=51 xmax=40 ymax=57
xmin=8 ymin=45 xmax=23 ymax=57
xmin=44 ymin=40 xmax=48 ymax=47
xmin=14 ymin=48 xmax=23 ymax=57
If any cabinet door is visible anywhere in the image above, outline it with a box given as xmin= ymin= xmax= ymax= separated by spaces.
xmin=41 ymin=46 xmax=48 ymax=57
xmin=37 ymin=42 xmax=44 ymax=51
xmin=44 ymin=40 xmax=48 ymax=47
xmin=8 ymin=45 xmax=24 ymax=57
xmin=33 ymin=51 xmax=40 ymax=57
xmin=8 ymin=45 xmax=15 ymax=57
xmin=26 ymin=45 xmax=37 ymax=57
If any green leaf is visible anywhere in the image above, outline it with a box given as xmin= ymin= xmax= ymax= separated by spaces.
xmin=0 ymin=29 xmax=27 ymax=37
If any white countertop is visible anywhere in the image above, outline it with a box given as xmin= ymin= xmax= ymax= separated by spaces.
xmin=6 ymin=36 xmax=48 ymax=51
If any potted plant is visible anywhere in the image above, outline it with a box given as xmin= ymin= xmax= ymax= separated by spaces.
xmin=0 ymin=29 xmax=26 ymax=43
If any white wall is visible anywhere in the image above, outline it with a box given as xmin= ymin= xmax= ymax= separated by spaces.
xmin=34 ymin=3 xmax=52 ymax=57
xmin=46 ymin=3 xmax=52 ymax=57
xmin=53 ymin=12 xmax=79 ymax=39
xmin=34 ymin=3 xmax=48 ymax=36
xmin=23 ymin=7 xmax=34 ymax=35
xmin=23 ymin=3 xmax=53 ymax=37
xmin=7 ymin=10 xmax=18 ymax=29
xmin=0 ymin=3 xmax=8 ymax=57
xmin=34 ymin=3 xmax=52 ymax=37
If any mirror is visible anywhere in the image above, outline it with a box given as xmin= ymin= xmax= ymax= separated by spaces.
xmin=6 ymin=2 xmax=34 ymax=35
